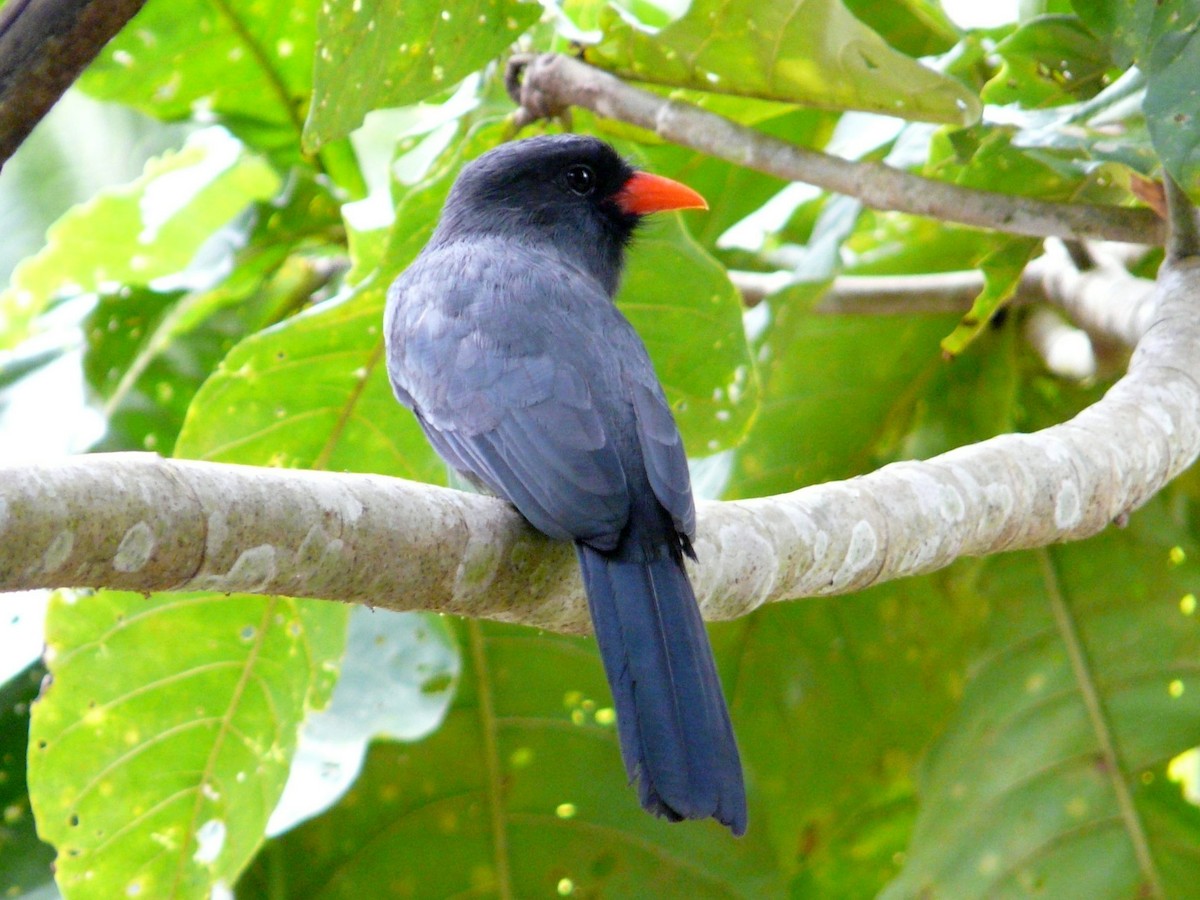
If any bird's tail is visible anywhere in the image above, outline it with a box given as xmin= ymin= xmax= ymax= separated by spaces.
xmin=576 ymin=543 xmax=747 ymax=835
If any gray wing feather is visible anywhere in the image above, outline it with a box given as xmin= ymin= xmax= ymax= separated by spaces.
xmin=387 ymin=249 xmax=630 ymax=547
xmin=629 ymin=372 xmax=696 ymax=541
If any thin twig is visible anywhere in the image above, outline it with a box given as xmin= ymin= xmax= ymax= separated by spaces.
xmin=508 ymin=53 xmax=1164 ymax=246
xmin=731 ymin=251 xmax=1159 ymax=349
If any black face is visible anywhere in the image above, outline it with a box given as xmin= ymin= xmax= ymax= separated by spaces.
xmin=432 ymin=135 xmax=642 ymax=288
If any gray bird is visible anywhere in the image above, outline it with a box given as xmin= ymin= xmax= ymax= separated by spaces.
xmin=384 ymin=134 xmax=746 ymax=834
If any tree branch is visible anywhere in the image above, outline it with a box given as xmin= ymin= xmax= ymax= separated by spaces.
xmin=0 ymin=0 xmax=147 ymax=168
xmin=3 ymin=258 xmax=1199 ymax=633
xmin=731 ymin=243 xmax=1159 ymax=350
xmin=508 ymin=53 xmax=1164 ymax=246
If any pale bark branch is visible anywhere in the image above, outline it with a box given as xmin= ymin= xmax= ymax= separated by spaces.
xmin=3 ymin=259 xmax=1199 ymax=633
xmin=508 ymin=53 xmax=1164 ymax=246
xmin=731 ymin=243 xmax=1159 ymax=350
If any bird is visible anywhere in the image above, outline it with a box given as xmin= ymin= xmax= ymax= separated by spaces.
xmin=384 ymin=133 xmax=747 ymax=835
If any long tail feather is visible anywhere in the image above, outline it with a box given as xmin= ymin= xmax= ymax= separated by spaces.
xmin=577 ymin=543 xmax=747 ymax=835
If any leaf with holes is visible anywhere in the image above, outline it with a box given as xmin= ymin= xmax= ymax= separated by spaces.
xmin=28 ymin=591 xmax=347 ymax=899
xmin=982 ymin=15 xmax=1113 ymax=109
xmin=590 ymin=0 xmax=980 ymax=125
xmin=1067 ymin=1 xmax=1200 ymax=193
xmin=80 ymin=0 xmax=319 ymax=163
xmin=883 ymin=517 xmax=1200 ymax=898
xmin=304 ymin=0 xmax=540 ymax=150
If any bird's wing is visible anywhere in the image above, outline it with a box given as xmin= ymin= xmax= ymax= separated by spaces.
xmin=627 ymin=369 xmax=696 ymax=543
xmin=387 ymin=254 xmax=630 ymax=548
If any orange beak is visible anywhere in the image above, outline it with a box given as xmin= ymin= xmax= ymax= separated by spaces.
xmin=614 ymin=171 xmax=708 ymax=216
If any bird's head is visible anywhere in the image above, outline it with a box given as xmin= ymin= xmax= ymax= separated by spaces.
xmin=432 ymin=134 xmax=706 ymax=293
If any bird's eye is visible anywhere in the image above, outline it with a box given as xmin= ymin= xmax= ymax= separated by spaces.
xmin=565 ymin=164 xmax=595 ymax=196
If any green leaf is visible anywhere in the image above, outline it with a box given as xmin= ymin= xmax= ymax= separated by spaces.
xmin=168 ymin=124 xmax=504 ymax=478
xmin=590 ymin=0 xmax=981 ymax=126
xmin=0 ymin=90 xmax=192 ymax=289
xmin=268 ymin=607 xmax=459 ymax=834
xmin=722 ymin=566 xmax=988 ymax=895
xmin=84 ymin=174 xmax=344 ymax=455
xmin=885 ymin=517 xmax=1200 ymax=898
xmin=0 ymin=664 xmax=55 ymax=898
xmin=731 ymin=302 xmax=959 ymax=496
xmin=939 ymin=237 xmax=1041 ymax=358
xmin=304 ymin=0 xmax=540 ymax=150
xmin=1143 ymin=20 xmax=1200 ymax=195
xmin=983 ymin=15 xmax=1114 ymax=108
xmin=842 ymin=215 xmax=1002 ymax=277
xmin=237 ymin=619 xmax=784 ymax=898
xmin=0 ymin=130 xmax=281 ymax=352
xmin=175 ymin=283 xmax=443 ymax=479
xmin=729 ymin=276 xmax=1022 ymax=495
xmin=842 ymin=0 xmax=960 ymax=57
xmin=618 ymin=214 xmax=760 ymax=455
xmin=79 ymin=0 xmax=319 ymax=163
xmin=28 ymin=591 xmax=348 ymax=899
xmin=1068 ymin=1 xmax=1200 ymax=192
xmin=927 ymin=125 xmax=1081 ymax=198
xmin=1070 ymin=0 xmax=1158 ymax=67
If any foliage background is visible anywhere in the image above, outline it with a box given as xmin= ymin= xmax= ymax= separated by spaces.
xmin=1 ymin=0 xmax=1199 ymax=897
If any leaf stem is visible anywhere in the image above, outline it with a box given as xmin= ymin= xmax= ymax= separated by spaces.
xmin=466 ymin=619 xmax=513 ymax=900
xmin=1037 ymin=549 xmax=1163 ymax=899
xmin=209 ymin=0 xmax=306 ymax=141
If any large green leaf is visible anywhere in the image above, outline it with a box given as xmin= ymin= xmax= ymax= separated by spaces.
xmin=304 ymin=0 xmax=540 ymax=150
xmin=0 ymin=130 xmax=280 ymax=352
xmin=176 ymin=282 xmax=444 ymax=479
xmin=79 ymin=0 xmax=320 ymax=163
xmin=28 ymin=591 xmax=347 ymax=899
xmin=885 ymin=516 xmax=1200 ymax=898
xmin=722 ymin=565 xmax=989 ymax=895
xmin=237 ymin=619 xmax=783 ymax=897
xmin=618 ymin=214 xmax=759 ymax=455
xmin=730 ymin=304 xmax=957 ymax=496
xmin=590 ymin=0 xmax=981 ymax=125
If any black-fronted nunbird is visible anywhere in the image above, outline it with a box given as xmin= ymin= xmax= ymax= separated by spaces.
xmin=384 ymin=134 xmax=746 ymax=835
